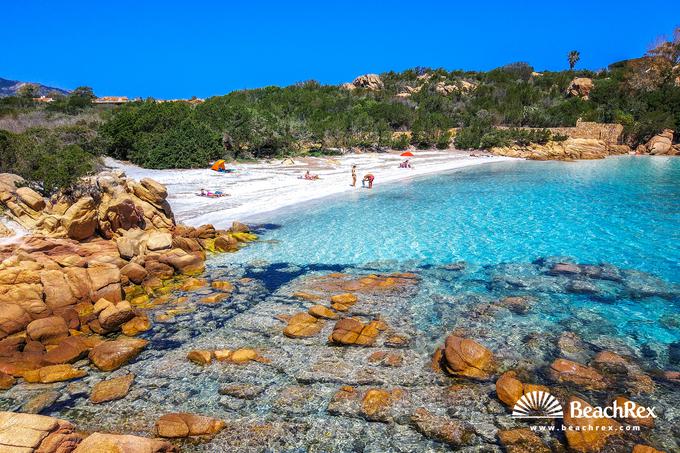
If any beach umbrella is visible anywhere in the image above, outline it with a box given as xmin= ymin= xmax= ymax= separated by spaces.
xmin=400 ymin=151 xmax=414 ymax=157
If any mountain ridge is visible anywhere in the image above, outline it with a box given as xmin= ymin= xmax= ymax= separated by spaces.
xmin=0 ymin=77 xmax=69 ymax=97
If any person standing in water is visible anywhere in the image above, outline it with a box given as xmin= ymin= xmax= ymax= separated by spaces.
xmin=362 ymin=173 xmax=374 ymax=189
xmin=351 ymin=165 xmax=357 ymax=187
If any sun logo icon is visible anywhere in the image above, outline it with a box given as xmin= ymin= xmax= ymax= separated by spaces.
xmin=512 ymin=390 xmax=564 ymax=419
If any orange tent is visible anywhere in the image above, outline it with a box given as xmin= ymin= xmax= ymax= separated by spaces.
xmin=400 ymin=151 xmax=414 ymax=157
xmin=211 ymin=160 xmax=226 ymax=171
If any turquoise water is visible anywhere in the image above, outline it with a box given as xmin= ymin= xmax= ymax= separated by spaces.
xmin=234 ymin=156 xmax=680 ymax=282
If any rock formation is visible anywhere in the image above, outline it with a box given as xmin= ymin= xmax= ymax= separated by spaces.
xmin=349 ymin=74 xmax=384 ymax=91
xmin=0 ymin=171 xmax=175 ymax=241
xmin=566 ymin=77 xmax=594 ymax=99
xmin=642 ymin=129 xmax=676 ymax=155
xmin=491 ymin=137 xmax=632 ymax=160
xmin=0 ymin=169 xmax=255 ymax=393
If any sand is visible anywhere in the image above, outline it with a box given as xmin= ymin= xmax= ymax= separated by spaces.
xmin=105 ymin=150 xmax=514 ymax=229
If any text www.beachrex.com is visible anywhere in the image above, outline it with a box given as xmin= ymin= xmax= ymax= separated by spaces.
xmin=530 ymin=425 xmax=641 ymax=432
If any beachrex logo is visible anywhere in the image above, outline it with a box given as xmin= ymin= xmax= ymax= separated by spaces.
xmin=512 ymin=391 xmax=564 ymax=419
xmin=512 ymin=391 xmax=657 ymax=420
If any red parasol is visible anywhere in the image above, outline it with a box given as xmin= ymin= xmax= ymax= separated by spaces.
xmin=400 ymin=151 xmax=414 ymax=157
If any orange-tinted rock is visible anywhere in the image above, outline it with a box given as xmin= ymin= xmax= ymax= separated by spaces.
xmin=329 ymin=318 xmax=380 ymax=346
xmin=0 ymin=303 xmax=32 ymax=338
xmin=283 ymin=312 xmax=324 ymax=338
xmin=187 ymin=350 xmax=213 ymax=365
xmin=90 ymin=373 xmax=135 ymax=404
xmin=612 ymin=396 xmax=655 ymax=428
xmin=230 ymin=348 xmax=266 ymax=364
xmin=632 ymin=445 xmax=664 ymax=453
xmin=0 ymin=411 xmax=84 ymax=452
xmin=156 ymin=412 xmax=226 ymax=438
xmin=120 ymin=262 xmax=148 ymax=284
xmin=98 ymin=300 xmax=135 ymax=331
xmin=74 ymin=432 xmax=176 ymax=452
xmin=496 ymin=371 xmax=524 ymax=406
xmin=26 ymin=316 xmax=69 ymax=345
xmin=121 ymin=316 xmax=151 ymax=336
xmin=308 ymin=305 xmax=338 ymax=319
xmin=43 ymin=336 xmax=89 ymax=364
xmin=330 ymin=293 xmax=358 ymax=311
xmin=211 ymin=281 xmax=233 ymax=292
xmin=22 ymin=364 xmax=87 ymax=383
xmin=563 ymin=396 xmax=621 ymax=452
xmin=201 ymin=294 xmax=226 ymax=304
xmin=498 ymin=428 xmax=550 ymax=453
xmin=89 ymin=337 xmax=148 ymax=371
xmin=361 ymin=389 xmax=392 ymax=420
xmin=0 ymin=372 xmax=15 ymax=389
xmin=440 ymin=335 xmax=494 ymax=379
xmin=549 ymin=359 xmax=607 ymax=390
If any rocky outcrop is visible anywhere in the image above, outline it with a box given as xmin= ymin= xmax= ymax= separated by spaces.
xmin=642 ymin=129 xmax=676 ymax=155
xmin=349 ymin=74 xmax=384 ymax=91
xmin=435 ymin=80 xmax=476 ymax=95
xmin=0 ymin=411 xmax=83 ymax=452
xmin=0 ymin=171 xmax=174 ymax=241
xmin=566 ymin=77 xmax=594 ymax=99
xmin=0 ymin=170 xmax=256 ymax=390
xmin=491 ymin=138 xmax=632 ymax=161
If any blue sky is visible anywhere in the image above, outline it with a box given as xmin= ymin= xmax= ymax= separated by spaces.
xmin=2 ymin=1 xmax=678 ymax=99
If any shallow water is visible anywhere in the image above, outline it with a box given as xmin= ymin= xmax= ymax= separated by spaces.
xmin=234 ymin=156 xmax=680 ymax=283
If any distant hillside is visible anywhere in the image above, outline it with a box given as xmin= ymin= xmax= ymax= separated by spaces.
xmin=0 ymin=77 xmax=69 ymax=97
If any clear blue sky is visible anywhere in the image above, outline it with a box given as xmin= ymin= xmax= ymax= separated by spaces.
xmin=2 ymin=1 xmax=678 ymax=99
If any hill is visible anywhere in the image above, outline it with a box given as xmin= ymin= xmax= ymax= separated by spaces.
xmin=0 ymin=77 xmax=69 ymax=97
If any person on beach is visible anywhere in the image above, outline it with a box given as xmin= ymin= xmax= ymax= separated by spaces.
xmin=351 ymin=165 xmax=357 ymax=187
xmin=300 ymin=170 xmax=319 ymax=180
xmin=362 ymin=173 xmax=374 ymax=189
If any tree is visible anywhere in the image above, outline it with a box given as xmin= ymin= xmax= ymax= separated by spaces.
xmin=568 ymin=50 xmax=580 ymax=70
xmin=70 ymin=86 xmax=96 ymax=100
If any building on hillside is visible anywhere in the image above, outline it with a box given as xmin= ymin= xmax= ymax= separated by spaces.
xmin=94 ymin=96 xmax=129 ymax=105
xmin=155 ymin=97 xmax=205 ymax=105
xmin=32 ymin=96 xmax=54 ymax=103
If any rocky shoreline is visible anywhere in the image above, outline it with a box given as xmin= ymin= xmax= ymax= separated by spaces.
xmin=0 ymin=170 xmax=258 ymax=451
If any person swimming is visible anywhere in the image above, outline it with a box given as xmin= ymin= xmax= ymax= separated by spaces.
xmin=362 ymin=173 xmax=375 ymax=189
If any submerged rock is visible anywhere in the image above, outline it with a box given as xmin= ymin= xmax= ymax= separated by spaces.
xmin=328 ymin=318 xmax=383 ymax=346
xmin=156 ymin=412 xmax=225 ymax=438
xmin=549 ymin=359 xmax=607 ymax=390
xmin=437 ymin=334 xmax=495 ymax=380
xmin=75 ymin=432 xmax=176 ymax=452
xmin=563 ymin=396 xmax=621 ymax=452
xmin=411 ymin=407 xmax=475 ymax=446
xmin=88 ymin=337 xmax=148 ymax=371
xmin=90 ymin=373 xmax=135 ymax=404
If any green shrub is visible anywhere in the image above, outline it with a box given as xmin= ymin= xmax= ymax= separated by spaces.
xmin=391 ymin=134 xmax=410 ymax=150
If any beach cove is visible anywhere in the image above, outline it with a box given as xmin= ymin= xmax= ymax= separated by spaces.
xmin=1 ymin=154 xmax=677 ymax=452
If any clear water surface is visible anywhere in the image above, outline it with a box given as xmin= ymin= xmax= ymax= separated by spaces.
xmin=231 ymin=156 xmax=680 ymax=283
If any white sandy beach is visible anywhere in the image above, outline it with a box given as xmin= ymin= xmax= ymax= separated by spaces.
xmin=106 ymin=150 xmax=515 ymax=229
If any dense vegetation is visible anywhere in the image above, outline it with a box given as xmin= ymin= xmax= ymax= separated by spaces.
xmin=0 ymin=29 xmax=677 ymax=190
